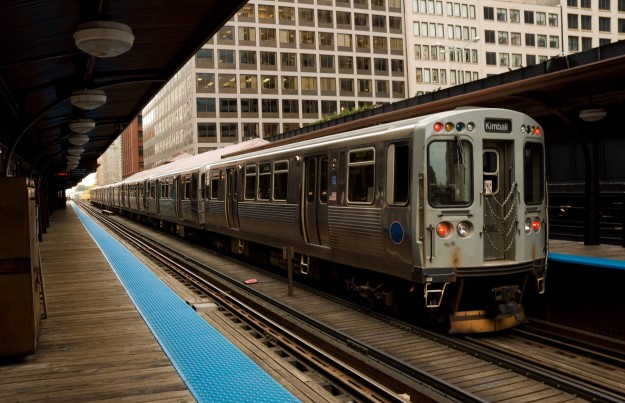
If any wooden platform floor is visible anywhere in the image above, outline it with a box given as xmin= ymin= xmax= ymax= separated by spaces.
xmin=550 ymin=238 xmax=625 ymax=261
xmin=0 ymin=206 xmax=194 ymax=402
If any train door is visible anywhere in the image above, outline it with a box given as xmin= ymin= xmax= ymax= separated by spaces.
xmin=302 ymin=156 xmax=330 ymax=246
xmin=482 ymin=140 xmax=516 ymax=261
xmin=175 ymin=176 xmax=183 ymax=219
xmin=225 ymin=168 xmax=240 ymax=229
xmin=155 ymin=179 xmax=161 ymax=215
xmin=198 ymin=172 xmax=206 ymax=227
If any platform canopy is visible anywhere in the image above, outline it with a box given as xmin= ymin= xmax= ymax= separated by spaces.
xmin=0 ymin=0 xmax=247 ymax=188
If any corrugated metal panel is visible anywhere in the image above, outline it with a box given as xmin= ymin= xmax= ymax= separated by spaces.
xmin=328 ymin=206 xmax=383 ymax=254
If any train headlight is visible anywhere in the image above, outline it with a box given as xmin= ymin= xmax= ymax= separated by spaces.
xmin=457 ymin=221 xmax=472 ymax=237
xmin=532 ymin=217 xmax=541 ymax=232
xmin=524 ymin=218 xmax=532 ymax=233
xmin=436 ymin=222 xmax=452 ymax=238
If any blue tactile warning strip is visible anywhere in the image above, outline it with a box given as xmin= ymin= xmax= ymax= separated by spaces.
xmin=70 ymin=203 xmax=298 ymax=403
xmin=549 ymin=252 xmax=625 ymax=271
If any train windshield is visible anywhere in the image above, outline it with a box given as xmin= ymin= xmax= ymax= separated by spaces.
xmin=524 ymin=142 xmax=544 ymax=204
xmin=427 ymin=139 xmax=473 ymax=207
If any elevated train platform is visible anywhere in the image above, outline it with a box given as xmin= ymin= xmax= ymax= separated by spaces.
xmin=0 ymin=204 xmax=297 ymax=402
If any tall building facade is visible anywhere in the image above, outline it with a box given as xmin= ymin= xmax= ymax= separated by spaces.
xmin=95 ymin=136 xmax=122 ymax=186
xmin=143 ymin=0 xmax=408 ymax=169
xmin=136 ymin=0 xmax=625 ymax=170
xmin=121 ymin=115 xmax=144 ymax=179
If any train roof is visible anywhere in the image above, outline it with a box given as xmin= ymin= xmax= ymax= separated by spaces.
xmin=214 ymin=107 xmax=527 ymax=165
xmin=121 ymin=138 xmax=268 ymax=184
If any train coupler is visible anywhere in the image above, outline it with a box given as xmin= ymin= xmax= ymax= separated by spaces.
xmin=492 ymin=285 xmax=521 ymax=317
xmin=424 ymin=282 xmax=449 ymax=308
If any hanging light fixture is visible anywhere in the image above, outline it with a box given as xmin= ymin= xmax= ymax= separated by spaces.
xmin=73 ymin=20 xmax=135 ymax=58
xmin=69 ymin=118 xmax=96 ymax=133
xmin=70 ymin=89 xmax=107 ymax=110
xmin=67 ymin=146 xmax=84 ymax=156
xmin=579 ymin=108 xmax=607 ymax=122
xmin=68 ymin=133 xmax=90 ymax=146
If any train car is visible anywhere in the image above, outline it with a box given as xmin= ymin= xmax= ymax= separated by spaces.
xmin=92 ymin=108 xmax=547 ymax=333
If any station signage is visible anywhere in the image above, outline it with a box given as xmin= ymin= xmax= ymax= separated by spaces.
xmin=484 ymin=119 xmax=512 ymax=133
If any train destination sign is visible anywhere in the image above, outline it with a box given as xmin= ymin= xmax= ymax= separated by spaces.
xmin=484 ymin=118 xmax=512 ymax=133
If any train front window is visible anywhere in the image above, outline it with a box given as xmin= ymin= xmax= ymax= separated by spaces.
xmin=427 ymin=139 xmax=473 ymax=207
xmin=524 ymin=142 xmax=544 ymax=204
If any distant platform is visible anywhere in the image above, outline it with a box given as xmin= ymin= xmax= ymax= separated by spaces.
xmin=549 ymin=239 xmax=625 ymax=271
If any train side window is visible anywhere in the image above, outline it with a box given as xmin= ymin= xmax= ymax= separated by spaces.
xmin=244 ymin=165 xmax=257 ymax=200
xmin=386 ymin=143 xmax=410 ymax=205
xmin=524 ymin=142 xmax=544 ymax=204
xmin=306 ymin=159 xmax=316 ymax=203
xmin=183 ymin=176 xmax=192 ymax=200
xmin=210 ymin=171 xmax=220 ymax=199
xmin=347 ymin=147 xmax=375 ymax=204
xmin=319 ymin=157 xmax=328 ymax=204
xmin=483 ymin=149 xmax=499 ymax=195
xmin=200 ymin=173 xmax=206 ymax=199
xmin=258 ymin=162 xmax=271 ymax=200
xmin=273 ymin=160 xmax=289 ymax=201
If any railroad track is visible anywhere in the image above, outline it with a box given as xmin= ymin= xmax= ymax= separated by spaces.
xmin=78 ymin=202 xmax=625 ymax=402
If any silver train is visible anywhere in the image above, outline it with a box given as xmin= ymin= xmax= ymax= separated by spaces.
xmin=91 ymin=107 xmax=547 ymax=333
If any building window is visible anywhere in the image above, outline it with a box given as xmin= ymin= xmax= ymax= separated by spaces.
xmin=537 ymin=35 xmax=547 ymax=47
xmin=196 ymin=49 xmax=213 ymax=65
xmin=391 ymin=59 xmax=404 ymax=73
xmin=484 ymin=30 xmax=495 ymax=43
xmin=241 ymin=98 xmax=258 ymax=113
xmin=510 ymin=9 xmax=520 ymax=23
xmin=282 ymin=99 xmax=299 ymax=114
xmin=525 ymin=33 xmax=536 ymax=46
xmin=261 ymin=75 xmax=277 ymax=90
xmin=217 ymin=25 xmax=234 ymax=41
xmin=238 ymin=4 xmax=255 ymax=19
xmin=337 ymin=33 xmax=352 ymax=47
xmin=282 ymin=76 xmax=298 ymax=91
xmin=219 ymin=74 xmax=236 ymax=89
xmin=619 ymin=18 xmax=625 ymax=33
xmin=321 ymin=100 xmax=336 ymax=116
xmin=524 ymin=10 xmax=534 ymax=24
xmin=196 ymin=73 xmax=214 ymax=89
xmin=511 ymin=32 xmax=521 ymax=46
xmin=259 ymin=28 xmax=276 ymax=43
xmin=218 ymin=49 xmax=235 ymax=65
xmin=337 ymin=11 xmax=351 ymax=27
xmin=279 ymin=29 xmax=296 ymax=45
xmin=318 ymin=9 xmax=333 ymax=25
xmin=498 ymin=31 xmax=508 ymax=45
xmin=372 ymin=14 xmax=386 ymax=29
xmin=549 ymin=13 xmax=559 ymax=27
xmin=486 ymin=51 xmax=497 ymax=65
xmin=484 ymin=6 xmax=494 ymax=20
xmin=568 ymin=14 xmax=579 ymax=29
xmin=263 ymin=123 xmax=279 ymax=137
xmin=302 ymin=99 xmax=318 ymax=114
xmin=582 ymin=37 xmax=593 ymax=50
xmin=320 ymin=55 xmax=334 ymax=69
xmin=619 ymin=0 xmax=625 ymax=11
xmin=496 ymin=8 xmax=507 ymax=22
xmin=549 ymin=36 xmax=560 ymax=49
xmin=526 ymin=54 xmax=537 ymax=66
xmin=300 ymin=31 xmax=315 ymax=45
xmin=373 ymin=36 xmax=387 ymax=52
xmin=260 ymin=51 xmax=276 ymax=67
xmin=320 ymin=77 xmax=336 ymax=92
xmin=599 ymin=17 xmax=611 ymax=32
xmin=262 ymin=99 xmax=279 ymax=113
xmin=196 ymin=98 xmax=215 ymax=113
xmin=197 ymin=123 xmax=216 ymax=142
xmin=281 ymin=52 xmax=297 ymax=68
xmin=242 ymin=123 xmax=259 ymax=140
xmin=239 ymin=50 xmax=257 ymax=66
xmin=299 ymin=8 xmax=314 ymax=24
xmin=279 ymin=6 xmax=295 ymax=22
xmin=239 ymin=27 xmax=256 ymax=42
xmin=499 ymin=53 xmax=509 ymax=66
xmin=319 ymin=32 xmax=334 ymax=47
xmin=301 ymin=76 xmax=317 ymax=91
xmin=581 ymin=15 xmax=591 ymax=30
xmin=340 ymin=78 xmax=354 ymax=92
xmin=374 ymin=58 xmax=388 ymax=74
xmin=219 ymin=98 xmax=237 ymax=113
xmin=220 ymin=123 xmax=238 ymax=143
xmin=258 ymin=5 xmax=275 ymax=20
xmin=300 ymin=54 xmax=316 ymax=69
xmin=599 ymin=0 xmax=611 ymax=10
xmin=240 ymin=74 xmax=257 ymax=89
